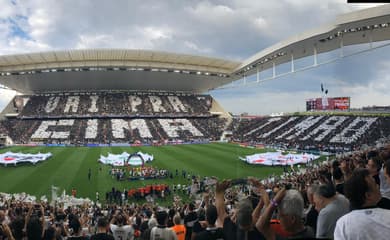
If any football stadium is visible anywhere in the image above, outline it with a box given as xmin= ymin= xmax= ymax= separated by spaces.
xmin=0 ymin=2 xmax=390 ymax=240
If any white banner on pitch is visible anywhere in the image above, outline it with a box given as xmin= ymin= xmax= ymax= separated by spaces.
xmin=0 ymin=152 xmax=52 ymax=166
xmin=240 ymin=152 xmax=319 ymax=165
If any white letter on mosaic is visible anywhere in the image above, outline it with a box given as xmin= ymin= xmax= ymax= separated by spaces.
xmin=129 ymin=96 xmax=142 ymax=112
xmin=149 ymin=96 xmax=166 ymax=112
xmin=168 ymin=96 xmax=187 ymax=112
xmin=130 ymin=119 xmax=153 ymax=138
xmin=111 ymin=119 xmax=130 ymax=139
xmin=276 ymin=116 xmax=324 ymax=140
xmin=244 ymin=117 xmax=281 ymax=137
xmin=301 ymin=116 xmax=347 ymax=142
xmin=158 ymin=119 xmax=203 ymax=138
xmin=64 ymin=96 xmax=80 ymax=113
xmin=85 ymin=119 xmax=98 ymax=139
xmin=45 ymin=97 xmax=60 ymax=113
xmin=330 ymin=117 xmax=377 ymax=144
xmin=260 ymin=117 xmax=298 ymax=138
xmin=88 ymin=96 xmax=99 ymax=113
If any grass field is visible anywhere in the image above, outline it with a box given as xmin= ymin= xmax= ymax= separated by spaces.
xmin=0 ymin=143 xmax=286 ymax=201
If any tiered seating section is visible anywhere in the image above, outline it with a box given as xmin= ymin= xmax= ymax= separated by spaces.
xmin=19 ymin=92 xmax=212 ymax=118
xmin=229 ymin=115 xmax=390 ymax=152
xmin=2 ymin=91 xmax=389 ymax=150
xmin=0 ymin=92 xmax=226 ymax=144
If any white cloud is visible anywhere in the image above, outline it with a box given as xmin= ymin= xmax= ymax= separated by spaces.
xmin=0 ymin=0 xmax=15 ymax=19
xmin=184 ymin=41 xmax=213 ymax=54
xmin=76 ymin=34 xmax=114 ymax=49
xmin=253 ymin=17 xmax=267 ymax=31
xmin=143 ymin=26 xmax=172 ymax=40
xmin=187 ymin=2 xmax=236 ymax=22
xmin=28 ymin=8 xmax=52 ymax=39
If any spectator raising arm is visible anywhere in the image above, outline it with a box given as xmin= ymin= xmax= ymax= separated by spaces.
xmin=256 ymin=188 xmax=286 ymax=240
xmin=215 ymin=180 xmax=231 ymax=228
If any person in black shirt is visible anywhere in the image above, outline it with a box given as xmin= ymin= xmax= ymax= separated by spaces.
xmin=191 ymin=207 xmax=206 ymax=239
xmin=333 ymin=167 xmax=344 ymax=195
xmin=195 ymin=205 xmax=224 ymax=240
xmin=67 ymin=217 xmax=88 ymax=240
xmin=184 ymin=203 xmax=197 ymax=240
xmin=305 ymin=184 xmax=318 ymax=234
xmin=88 ymin=168 xmax=91 ymax=181
xmin=90 ymin=217 xmax=114 ymax=240
xmin=366 ymin=157 xmax=381 ymax=186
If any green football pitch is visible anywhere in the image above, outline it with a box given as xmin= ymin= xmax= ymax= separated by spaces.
xmin=0 ymin=143 xmax=286 ymax=201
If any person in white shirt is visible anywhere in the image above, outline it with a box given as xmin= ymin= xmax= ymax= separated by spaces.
xmin=334 ymin=168 xmax=390 ymax=240
xmin=110 ymin=212 xmax=134 ymax=240
xmin=150 ymin=211 xmax=177 ymax=240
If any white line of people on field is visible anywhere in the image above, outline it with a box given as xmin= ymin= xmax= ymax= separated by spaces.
xmin=109 ymin=167 xmax=170 ymax=181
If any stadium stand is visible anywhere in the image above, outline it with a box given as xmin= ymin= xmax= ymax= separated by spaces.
xmin=229 ymin=115 xmax=390 ymax=153
xmin=0 ymin=92 xmax=225 ymax=144
xmin=18 ymin=92 xmax=212 ymax=119
xmin=2 ymin=92 xmax=390 ymax=151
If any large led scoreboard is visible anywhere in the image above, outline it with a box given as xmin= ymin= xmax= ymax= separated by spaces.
xmin=306 ymin=97 xmax=350 ymax=111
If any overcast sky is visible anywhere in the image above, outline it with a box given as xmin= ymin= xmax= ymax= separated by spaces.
xmin=0 ymin=0 xmax=388 ymax=115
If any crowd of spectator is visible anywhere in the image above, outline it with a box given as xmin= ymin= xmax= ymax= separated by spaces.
xmin=0 ymin=91 xmax=228 ymax=145
xmin=230 ymin=115 xmax=390 ymax=153
xmin=2 ymin=144 xmax=390 ymax=239
xmin=18 ymin=93 xmax=213 ymax=119
xmin=3 ymin=91 xmax=390 ymax=152
xmin=0 ymin=117 xmax=226 ymax=145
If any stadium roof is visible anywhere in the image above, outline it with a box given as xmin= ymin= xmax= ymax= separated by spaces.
xmin=0 ymin=5 xmax=389 ymax=94
xmin=0 ymin=49 xmax=240 ymax=94
xmin=233 ymin=4 xmax=390 ymax=77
